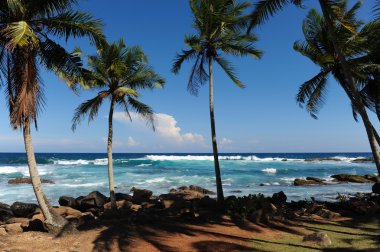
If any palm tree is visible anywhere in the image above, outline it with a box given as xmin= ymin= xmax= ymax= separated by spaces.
xmin=0 ymin=0 xmax=104 ymax=233
xmin=375 ymin=0 xmax=380 ymax=20
xmin=293 ymin=3 xmax=380 ymax=174
xmin=248 ymin=0 xmax=380 ymax=172
xmin=72 ymin=39 xmax=164 ymax=210
xmin=172 ymin=0 xmax=262 ymax=206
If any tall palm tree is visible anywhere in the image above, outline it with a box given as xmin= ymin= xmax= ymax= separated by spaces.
xmin=72 ymin=39 xmax=165 ymax=210
xmin=248 ymin=0 xmax=380 ymax=172
xmin=0 ymin=0 xmax=104 ymax=233
xmin=172 ymin=0 xmax=262 ymax=206
xmin=375 ymin=0 xmax=380 ymax=20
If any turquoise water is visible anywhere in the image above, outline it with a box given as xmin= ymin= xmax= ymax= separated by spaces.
xmin=0 ymin=153 xmax=376 ymax=205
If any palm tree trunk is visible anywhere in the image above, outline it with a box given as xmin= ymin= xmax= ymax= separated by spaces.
xmin=108 ymin=96 xmax=117 ymax=210
xmin=319 ymin=0 xmax=380 ymax=173
xmin=208 ymin=58 xmax=224 ymax=206
xmin=23 ymin=119 xmax=70 ymax=234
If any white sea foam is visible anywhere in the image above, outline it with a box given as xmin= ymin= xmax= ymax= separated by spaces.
xmin=94 ymin=159 xmax=108 ymax=165
xmin=60 ymin=182 xmax=105 ymax=188
xmin=54 ymin=159 xmax=90 ymax=165
xmin=0 ymin=165 xmax=50 ymax=176
xmin=145 ymin=177 xmax=167 ymax=183
xmin=272 ymin=182 xmax=280 ymax=186
xmin=262 ymin=168 xmax=277 ymax=174
xmin=137 ymin=164 xmax=152 ymax=167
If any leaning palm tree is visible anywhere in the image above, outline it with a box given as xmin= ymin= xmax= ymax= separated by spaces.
xmin=294 ymin=3 xmax=380 ymax=174
xmin=172 ymin=0 xmax=262 ymax=206
xmin=248 ymin=0 xmax=380 ymax=172
xmin=72 ymin=39 xmax=164 ymax=210
xmin=0 ymin=0 xmax=104 ymax=233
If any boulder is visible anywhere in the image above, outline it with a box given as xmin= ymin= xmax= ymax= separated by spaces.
xmin=104 ymin=200 xmax=132 ymax=210
xmin=189 ymin=185 xmax=215 ymax=195
xmin=304 ymin=158 xmax=341 ymax=162
xmin=5 ymin=217 xmax=29 ymax=224
xmin=365 ymin=175 xmax=380 ymax=183
xmin=303 ymin=232 xmax=332 ymax=246
xmin=31 ymin=213 xmax=45 ymax=222
xmin=53 ymin=206 xmax=82 ymax=219
xmin=230 ymin=190 xmax=242 ymax=193
xmin=331 ymin=174 xmax=372 ymax=183
xmin=115 ymin=193 xmax=132 ymax=201
xmin=351 ymin=158 xmax=373 ymax=163
xmin=10 ymin=202 xmax=38 ymax=218
xmin=199 ymin=196 xmax=217 ymax=209
xmin=260 ymin=183 xmax=270 ymax=186
xmin=281 ymin=159 xmax=287 ymax=161
xmin=0 ymin=203 xmax=13 ymax=222
xmin=294 ymin=179 xmax=324 ymax=186
xmin=83 ymin=191 xmax=107 ymax=208
xmin=0 ymin=227 xmax=6 ymax=236
xmin=272 ymin=191 xmax=287 ymax=205
xmin=131 ymin=188 xmax=153 ymax=203
xmin=306 ymin=177 xmax=325 ymax=183
xmin=5 ymin=223 xmax=23 ymax=234
xmin=159 ymin=194 xmax=185 ymax=209
xmin=178 ymin=186 xmax=189 ymax=191
xmin=21 ymin=219 xmax=46 ymax=232
xmin=316 ymin=209 xmax=340 ymax=219
xmin=8 ymin=178 xmax=54 ymax=184
xmin=58 ymin=196 xmax=77 ymax=208
xmin=372 ymin=183 xmax=380 ymax=194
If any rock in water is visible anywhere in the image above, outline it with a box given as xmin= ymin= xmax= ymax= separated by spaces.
xmin=331 ymin=174 xmax=372 ymax=183
xmin=373 ymin=183 xmax=380 ymax=194
xmin=294 ymin=179 xmax=325 ymax=186
xmin=80 ymin=191 xmax=107 ymax=208
xmin=8 ymin=178 xmax=54 ymax=184
xmin=10 ymin=202 xmax=38 ymax=218
xmin=0 ymin=203 xmax=13 ymax=222
xmin=272 ymin=191 xmax=287 ymax=205
xmin=303 ymin=232 xmax=332 ymax=246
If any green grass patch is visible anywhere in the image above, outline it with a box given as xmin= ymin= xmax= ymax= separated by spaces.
xmin=251 ymin=216 xmax=380 ymax=251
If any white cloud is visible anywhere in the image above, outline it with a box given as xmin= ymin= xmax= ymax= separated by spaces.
xmin=127 ymin=136 xmax=140 ymax=147
xmin=113 ymin=112 xmax=207 ymax=147
xmin=220 ymin=137 xmax=232 ymax=148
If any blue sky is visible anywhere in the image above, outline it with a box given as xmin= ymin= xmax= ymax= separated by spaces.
xmin=0 ymin=0 xmax=377 ymax=153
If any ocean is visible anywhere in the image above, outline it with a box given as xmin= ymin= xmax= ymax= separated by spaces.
xmin=0 ymin=152 xmax=377 ymax=205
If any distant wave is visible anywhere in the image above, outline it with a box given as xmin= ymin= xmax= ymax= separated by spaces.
xmin=262 ymin=168 xmax=277 ymax=174
xmin=137 ymin=164 xmax=152 ymax=167
xmin=144 ymin=155 xmax=303 ymax=162
xmin=60 ymin=182 xmax=105 ymax=188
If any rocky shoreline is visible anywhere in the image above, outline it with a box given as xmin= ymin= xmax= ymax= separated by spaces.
xmin=1 ymin=181 xmax=380 ymax=236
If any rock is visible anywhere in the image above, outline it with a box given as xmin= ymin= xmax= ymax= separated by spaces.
xmin=53 ymin=206 xmax=82 ymax=219
xmin=58 ymin=196 xmax=77 ymax=208
xmin=294 ymin=179 xmax=325 ymax=186
xmin=5 ymin=223 xmax=23 ymax=234
xmin=82 ymin=191 xmax=107 ymax=208
xmin=260 ymin=183 xmax=270 ymax=186
xmin=303 ymin=232 xmax=332 ymax=246
xmin=115 ymin=193 xmax=132 ymax=201
xmin=0 ymin=203 xmax=13 ymax=222
xmin=159 ymin=194 xmax=185 ymax=209
xmin=230 ymin=190 xmax=242 ymax=193
xmin=178 ymin=186 xmax=189 ymax=191
xmin=189 ymin=185 xmax=215 ymax=195
xmin=306 ymin=177 xmax=325 ymax=183
xmin=272 ymin=191 xmax=287 ymax=205
xmin=8 ymin=178 xmax=54 ymax=184
xmin=10 ymin=202 xmax=38 ymax=217
xmin=0 ymin=227 xmax=6 ymax=236
xmin=199 ymin=196 xmax=217 ymax=209
xmin=351 ymin=158 xmax=373 ymax=163
xmin=130 ymin=204 xmax=142 ymax=212
xmin=225 ymin=195 xmax=237 ymax=205
xmin=5 ymin=217 xmax=29 ymax=224
xmin=365 ymin=174 xmax=380 ymax=183
xmin=21 ymin=219 xmax=46 ymax=232
xmin=104 ymin=200 xmax=132 ymax=210
xmin=304 ymin=158 xmax=341 ymax=162
xmin=331 ymin=174 xmax=372 ymax=183
xmin=316 ymin=209 xmax=340 ymax=219
xmin=142 ymin=200 xmax=163 ymax=209
xmin=80 ymin=212 xmax=95 ymax=222
xmin=372 ymin=183 xmax=380 ymax=194
xmin=281 ymin=159 xmax=287 ymax=161
xmin=131 ymin=188 xmax=153 ymax=203
xmin=31 ymin=213 xmax=45 ymax=222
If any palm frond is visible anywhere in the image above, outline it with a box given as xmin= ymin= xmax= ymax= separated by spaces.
xmin=215 ymin=55 xmax=244 ymax=88
xmin=71 ymin=91 xmax=109 ymax=131
xmin=127 ymin=96 xmax=155 ymax=131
